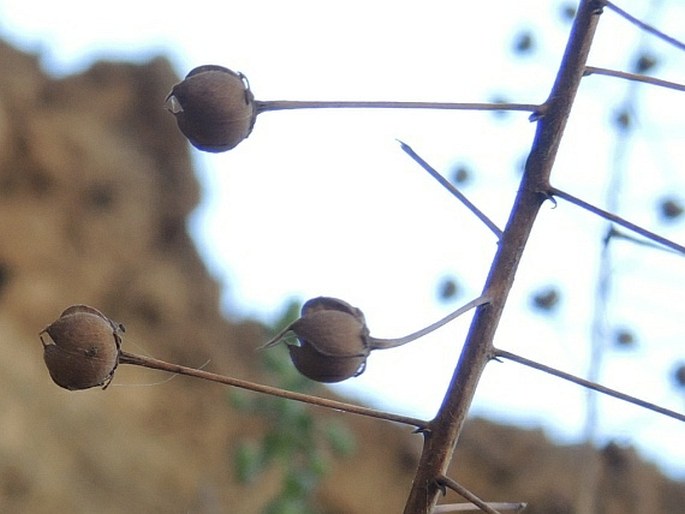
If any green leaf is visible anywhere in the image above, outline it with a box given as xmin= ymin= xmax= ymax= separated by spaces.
xmin=228 ymin=389 xmax=254 ymax=411
xmin=323 ymin=421 xmax=356 ymax=456
xmin=263 ymin=496 xmax=316 ymax=514
xmin=233 ymin=441 xmax=264 ymax=483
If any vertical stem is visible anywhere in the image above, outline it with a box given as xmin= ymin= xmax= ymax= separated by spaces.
xmin=402 ymin=2 xmax=603 ymax=512
xmin=576 ymin=232 xmax=610 ymax=514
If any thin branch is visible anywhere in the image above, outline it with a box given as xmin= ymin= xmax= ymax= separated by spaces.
xmin=117 ymin=350 xmax=428 ymax=429
xmin=436 ymin=475 xmax=503 ymax=514
xmin=549 ymin=186 xmax=685 ymax=255
xmin=398 ymin=140 xmax=503 ymax=239
xmin=610 ymin=226 xmax=681 ymax=254
xmin=584 ymin=65 xmax=685 ymax=92
xmin=434 ymin=503 xmax=527 ymax=513
xmin=493 ymin=348 xmax=685 ymax=423
xmin=600 ymin=0 xmax=685 ymax=51
xmin=256 ymin=100 xmax=541 ymax=114
xmin=369 ymin=296 xmax=491 ymax=349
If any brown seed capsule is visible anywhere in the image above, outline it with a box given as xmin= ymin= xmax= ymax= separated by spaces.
xmin=40 ymin=305 xmax=122 ymax=390
xmin=300 ymin=296 xmax=366 ymax=322
xmin=165 ymin=65 xmax=257 ymax=152
xmin=288 ymin=342 xmax=367 ymax=383
xmin=283 ymin=297 xmax=370 ymax=383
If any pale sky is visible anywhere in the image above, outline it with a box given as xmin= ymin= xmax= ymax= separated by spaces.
xmin=1 ymin=0 xmax=684 ymax=478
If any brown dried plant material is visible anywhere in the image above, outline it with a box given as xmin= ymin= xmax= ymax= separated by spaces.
xmin=266 ymin=297 xmax=371 ymax=383
xmin=263 ymin=295 xmax=488 ymax=383
xmin=165 ymin=65 xmax=256 ymax=152
xmin=40 ymin=305 xmax=123 ymax=390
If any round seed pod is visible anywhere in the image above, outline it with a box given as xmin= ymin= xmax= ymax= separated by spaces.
xmin=288 ymin=341 xmax=367 ymax=383
xmin=286 ymin=298 xmax=370 ymax=383
xmin=40 ymin=305 xmax=122 ymax=390
xmin=165 ymin=65 xmax=256 ymax=152
xmin=300 ymin=296 xmax=366 ymax=323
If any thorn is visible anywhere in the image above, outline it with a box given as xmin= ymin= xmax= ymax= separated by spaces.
xmin=413 ymin=425 xmax=431 ymax=435
xmin=591 ymin=0 xmax=605 ymax=15
xmin=540 ymin=190 xmax=558 ymax=209
xmin=434 ymin=477 xmax=447 ymax=497
xmin=528 ymin=102 xmax=549 ymax=122
xmin=528 ymin=108 xmax=547 ymax=122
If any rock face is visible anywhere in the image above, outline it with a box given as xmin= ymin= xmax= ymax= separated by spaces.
xmin=0 ymin=41 xmax=682 ymax=513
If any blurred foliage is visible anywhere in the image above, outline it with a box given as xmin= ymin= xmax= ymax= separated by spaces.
xmin=657 ymin=196 xmax=684 ymax=222
xmin=559 ymin=2 xmax=577 ymax=22
xmin=230 ymin=299 xmax=356 ymax=513
xmin=530 ymin=285 xmax=561 ymax=313
xmin=451 ymin=163 xmax=472 ymax=185
xmin=632 ymin=52 xmax=659 ymax=74
xmin=437 ymin=276 xmax=461 ymax=302
xmin=672 ymin=363 xmax=685 ymax=389
xmin=512 ymin=30 xmax=536 ymax=55
xmin=613 ymin=107 xmax=633 ymax=132
xmin=613 ymin=328 xmax=637 ymax=349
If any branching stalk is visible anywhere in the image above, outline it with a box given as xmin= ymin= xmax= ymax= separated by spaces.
xmin=255 ymin=100 xmax=541 ymax=114
xmin=398 ymin=141 xmax=503 ymax=239
xmin=550 ymin=186 xmax=685 ymax=255
xmin=584 ymin=66 xmax=685 ymax=92
xmin=610 ymin=226 xmax=681 ymax=253
xmin=434 ymin=503 xmax=527 ymax=513
xmin=117 ymin=350 xmax=428 ymax=429
xmin=403 ymin=3 xmax=602 ymax=512
xmin=369 ymin=296 xmax=490 ymax=349
xmin=436 ymin=475 xmax=503 ymax=514
xmin=600 ymin=0 xmax=685 ymax=51
xmin=493 ymin=348 xmax=685 ymax=423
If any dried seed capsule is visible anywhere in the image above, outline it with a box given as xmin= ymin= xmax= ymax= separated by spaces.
xmin=300 ymin=296 xmax=366 ymax=323
xmin=274 ymin=297 xmax=370 ymax=383
xmin=40 ymin=305 xmax=122 ymax=390
xmin=291 ymin=309 xmax=368 ymax=358
xmin=288 ymin=340 xmax=367 ymax=383
xmin=165 ymin=65 xmax=256 ymax=152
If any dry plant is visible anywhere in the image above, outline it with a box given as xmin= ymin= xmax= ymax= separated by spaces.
xmin=38 ymin=1 xmax=685 ymax=512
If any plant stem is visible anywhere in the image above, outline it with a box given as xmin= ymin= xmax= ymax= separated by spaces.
xmin=368 ymin=296 xmax=490 ymax=349
xmin=584 ymin=66 xmax=685 ymax=92
xmin=117 ymin=350 xmax=427 ymax=429
xmin=398 ymin=140 xmax=503 ymax=239
xmin=434 ymin=503 xmax=527 ymax=513
xmin=403 ymin=3 xmax=602 ymax=512
xmin=435 ymin=475 xmax=503 ymax=514
xmin=600 ymin=0 xmax=685 ymax=51
xmin=493 ymin=348 xmax=685 ymax=423
xmin=609 ymin=226 xmax=680 ymax=253
xmin=549 ymin=186 xmax=685 ymax=255
xmin=255 ymin=99 xmax=541 ymax=114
